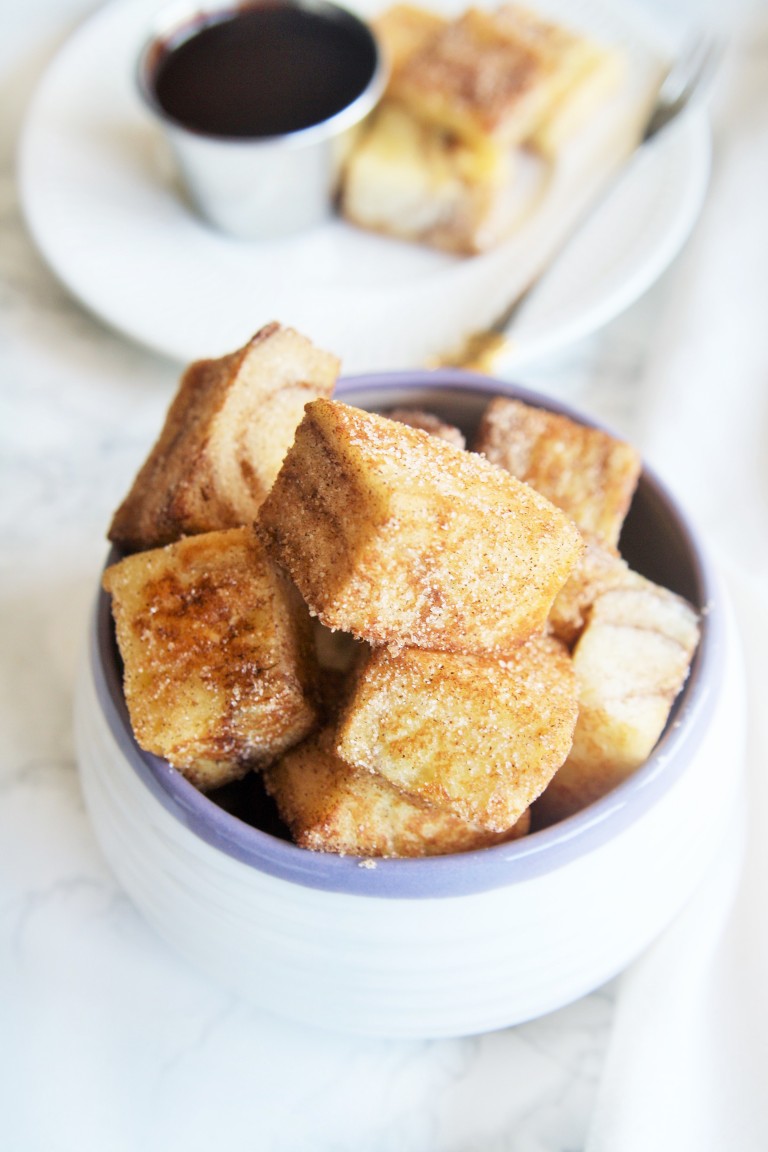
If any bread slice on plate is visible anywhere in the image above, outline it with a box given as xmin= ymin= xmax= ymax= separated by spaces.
xmin=340 ymin=2 xmax=627 ymax=253
xmin=386 ymin=4 xmax=604 ymax=149
xmin=373 ymin=2 xmax=447 ymax=75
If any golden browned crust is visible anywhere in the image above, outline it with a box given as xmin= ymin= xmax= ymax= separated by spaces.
xmin=108 ymin=323 xmax=339 ymax=553
xmin=103 ymin=527 xmax=320 ymax=790
xmin=335 ymin=637 xmax=578 ymax=833
xmin=494 ymin=2 xmax=624 ymax=157
xmin=264 ymin=726 xmax=530 ymax=856
xmin=378 ymin=3 xmax=622 ymax=149
xmin=475 ymin=396 xmax=641 ymax=548
xmin=258 ymin=399 xmax=584 ymax=655
xmin=388 ymin=6 xmax=585 ymax=147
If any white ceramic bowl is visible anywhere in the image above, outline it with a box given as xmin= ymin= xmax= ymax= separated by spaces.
xmin=74 ymin=371 xmax=743 ymax=1038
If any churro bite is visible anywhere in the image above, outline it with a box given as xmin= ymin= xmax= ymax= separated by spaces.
xmin=548 ymin=535 xmax=635 ymax=646
xmin=258 ymin=398 xmax=584 ymax=655
xmin=100 ymin=318 xmax=702 ymax=853
xmin=374 ymin=2 xmax=447 ymax=76
xmin=264 ymin=726 xmax=530 ymax=857
xmin=102 ymin=527 xmax=319 ymax=791
xmin=339 ymin=100 xmax=519 ymax=255
xmin=474 ymin=396 xmax=641 ymax=549
xmin=336 ymin=638 xmax=578 ymax=833
xmin=491 ymin=3 xmax=626 ymax=158
xmin=108 ymin=322 xmax=339 ymax=552
xmin=387 ymin=4 xmax=601 ymax=149
xmin=535 ymin=575 xmax=700 ymax=826
xmin=386 ymin=406 xmax=466 ymax=449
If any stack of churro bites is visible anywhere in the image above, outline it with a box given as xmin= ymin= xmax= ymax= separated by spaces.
xmin=103 ymin=325 xmax=700 ymax=858
xmin=259 ymin=398 xmax=584 ymax=849
xmin=104 ymin=323 xmax=336 ymax=791
xmin=340 ymin=2 xmax=629 ymax=253
xmin=474 ymin=396 xmax=700 ymax=826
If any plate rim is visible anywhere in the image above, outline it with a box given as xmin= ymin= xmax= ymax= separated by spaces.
xmin=18 ymin=0 xmax=711 ymax=369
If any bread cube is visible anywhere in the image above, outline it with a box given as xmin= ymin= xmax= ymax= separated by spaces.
xmin=548 ymin=534 xmax=634 ymax=645
xmin=535 ymin=577 xmax=700 ymax=825
xmin=103 ymin=527 xmax=319 ymax=791
xmin=387 ymin=5 xmax=599 ymax=148
xmin=493 ymin=4 xmax=625 ymax=157
xmin=374 ymin=4 xmax=447 ymax=78
xmin=108 ymin=323 xmax=339 ymax=552
xmin=264 ymin=727 xmax=530 ymax=857
xmin=475 ymin=396 xmax=641 ymax=548
xmin=341 ymin=5 xmax=626 ymax=253
xmin=375 ymin=3 xmax=622 ymax=156
xmin=335 ymin=637 xmax=578 ymax=832
xmin=340 ymin=101 xmax=515 ymax=255
xmin=385 ymin=407 xmax=466 ymax=449
xmin=258 ymin=399 xmax=583 ymax=655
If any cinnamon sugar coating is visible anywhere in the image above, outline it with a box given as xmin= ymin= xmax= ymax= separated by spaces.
xmin=258 ymin=399 xmax=584 ymax=655
xmin=336 ymin=637 xmax=578 ymax=833
xmin=103 ymin=527 xmax=319 ymax=790
xmin=108 ymin=323 xmax=339 ymax=553
xmin=475 ymin=396 xmax=641 ymax=549
xmin=264 ymin=725 xmax=530 ymax=857
xmin=388 ymin=4 xmax=602 ymax=146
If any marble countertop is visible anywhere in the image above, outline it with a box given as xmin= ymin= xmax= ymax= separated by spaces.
xmin=1 ymin=2 xmax=765 ymax=1150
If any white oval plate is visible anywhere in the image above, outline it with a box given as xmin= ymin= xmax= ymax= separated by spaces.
xmin=18 ymin=0 xmax=710 ymax=372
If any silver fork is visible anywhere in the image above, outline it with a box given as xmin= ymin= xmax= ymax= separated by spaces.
xmin=642 ymin=34 xmax=722 ymax=140
xmin=438 ymin=34 xmax=723 ymax=371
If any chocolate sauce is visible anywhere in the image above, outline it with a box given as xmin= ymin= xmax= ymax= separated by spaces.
xmin=149 ymin=2 xmax=378 ymax=138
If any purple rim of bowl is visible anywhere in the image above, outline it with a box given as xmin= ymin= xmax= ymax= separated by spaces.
xmin=91 ymin=370 xmax=724 ymax=899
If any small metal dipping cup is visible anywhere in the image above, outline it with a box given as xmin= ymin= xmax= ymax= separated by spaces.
xmin=137 ymin=0 xmax=387 ymax=240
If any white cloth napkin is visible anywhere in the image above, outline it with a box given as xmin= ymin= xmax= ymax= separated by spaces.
xmin=586 ymin=16 xmax=768 ymax=1152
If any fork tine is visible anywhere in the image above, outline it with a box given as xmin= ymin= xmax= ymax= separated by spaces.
xmin=661 ymin=36 xmax=714 ymax=100
xmin=682 ymin=37 xmax=722 ymax=101
xmin=644 ymin=35 xmax=723 ymax=141
xmin=694 ymin=38 xmax=724 ymax=98
xmin=658 ymin=37 xmax=703 ymax=102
